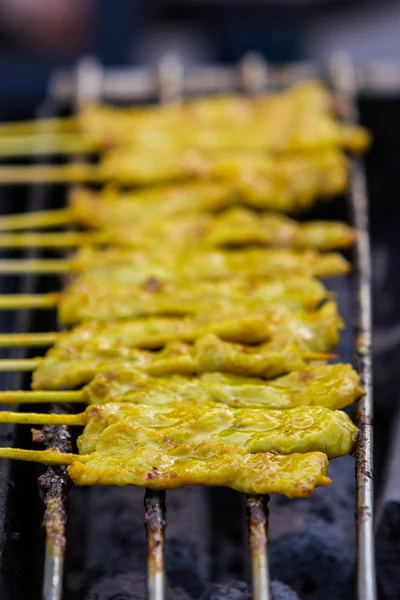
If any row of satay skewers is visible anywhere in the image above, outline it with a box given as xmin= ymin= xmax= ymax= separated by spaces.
xmin=0 ymin=81 xmax=369 ymax=498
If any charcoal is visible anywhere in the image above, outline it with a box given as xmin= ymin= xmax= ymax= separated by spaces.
xmin=84 ymin=487 xmax=147 ymax=585
xmin=86 ymin=572 xmax=190 ymax=600
xmin=376 ymin=406 xmax=400 ymax=598
xmin=83 ymin=486 xmax=210 ymax=598
xmin=376 ymin=500 xmax=400 ymax=599
xmin=201 ymin=580 xmax=300 ymax=600
xmin=269 ymin=456 xmax=355 ymax=600
xmin=166 ymin=487 xmax=210 ymax=596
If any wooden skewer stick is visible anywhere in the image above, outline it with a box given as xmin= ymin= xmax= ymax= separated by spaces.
xmin=0 ymin=232 xmax=105 ymax=249
xmin=0 ymin=350 xmax=334 ymax=374
xmin=0 ymin=358 xmax=43 ymax=371
xmin=0 ymin=164 xmax=103 ymax=185
xmin=0 ymin=259 xmax=72 ymax=274
xmin=0 ymin=294 xmax=59 ymax=310
xmin=0 ymin=410 xmax=85 ymax=425
xmin=0 ymin=447 xmax=78 ymax=466
xmin=0 ymin=209 xmax=72 ymax=231
xmin=0 ymin=133 xmax=96 ymax=158
xmin=0 ymin=332 xmax=58 ymax=347
xmin=0 ymin=116 xmax=76 ymax=136
xmin=0 ymin=390 xmax=84 ymax=403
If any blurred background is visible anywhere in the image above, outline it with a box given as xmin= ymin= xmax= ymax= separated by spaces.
xmin=0 ymin=0 xmax=400 ymax=114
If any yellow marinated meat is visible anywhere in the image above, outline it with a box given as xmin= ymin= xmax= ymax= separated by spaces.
xmin=58 ymin=275 xmax=328 ymax=324
xmin=70 ymin=247 xmax=349 ymax=283
xmin=70 ymin=149 xmax=347 ymax=221
xmin=79 ymin=82 xmax=369 ymax=154
xmin=32 ymin=334 xmax=323 ymax=390
xmin=99 ymin=146 xmax=349 ymax=190
xmin=53 ymin=301 xmax=342 ymax=352
xmin=83 ymin=364 xmax=362 ymax=410
xmin=77 ymin=207 xmax=354 ymax=252
xmin=75 ymin=402 xmax=357 ymax=459
xmin=199 ymin=208 xmax=355 ymax=251
xmin=68 ymin=424 xmax=331 ymax=496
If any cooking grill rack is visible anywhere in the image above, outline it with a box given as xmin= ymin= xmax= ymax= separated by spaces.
xmin=0 ymin=53 xmax=375 ymax=600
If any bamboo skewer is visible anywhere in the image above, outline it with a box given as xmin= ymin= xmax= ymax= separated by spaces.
xmin=0 ymin=410 xmax=85 ymax=426
xmin=0 ymin=209 xmax=72 ymax=231
xmin=0 ymin=259 xmax=72 ymax=274
xmin=0 ymin=294 xmax=59 ymax=310
xmin=0 ymin=133 xmax=96 ymax=158
xmin=0 ymin=116 xmax=76 ymax=136
xmin=0 ymin=350 xmax=335 ymax=374
xmin=0 ymin=448 xmax=77 ymax=466
xmin=0 ymin=390 xmax=84 ymax=403
xmin=0 ymin=358 xmax=43 ymax=371
xmin=0 ymin=332 xmax=57 ymax=347
xmin=0 ymin=164 xmax=102 ymax=185
xmin=0 ymin=232 xmax=106 ymax=249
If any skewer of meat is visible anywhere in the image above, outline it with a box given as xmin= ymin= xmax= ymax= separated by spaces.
xmin=0 ymin=300 xmax=342 ymax=350
xmin=0 ymin=364 xmax=363 ymax=410
xmin=0 ymin=208 xmax=355 ymax=252
xmin=0 ymin=246 xmax=350 ymax=281
xmin=0 ymin=82 xmax=369 ymax=158
xmin=0 ymin=333 xmax=333 ymax=387
xmin=0 ymin=401 xmax=355 ymax=495
xmin=0 ymin=274 xmax=329 ymax=318
xmin=0 ymin=440 xmax=330 ymax=497
xmin=0 ymin=402 xmax=357 ymax=459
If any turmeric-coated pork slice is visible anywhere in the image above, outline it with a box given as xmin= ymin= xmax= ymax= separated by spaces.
xmin=52 ymin=300 xmax=342 ymax=352
xmin=32 ymin=333 xmax=324 ymax=390
xmin=58 ymin=275 xmax=327 ymax=324
xmin=69 ymin=424 xmax=332 ymax=496
xmin=79 ymin=81 xmax=369 ymax=156
xmin=83 ymin=364 xmax=362 ymax=411
xmin=75 ymin=402 xmax=357 ymax=459
xmin=69 ymin=247 xmax=349 ymax=283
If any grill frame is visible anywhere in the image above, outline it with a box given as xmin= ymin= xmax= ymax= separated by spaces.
xmin=0 ymin=53 xmax=376 ymax=600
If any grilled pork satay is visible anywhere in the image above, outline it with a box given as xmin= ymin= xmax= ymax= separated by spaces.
xmin=0 ymin=364 xmax=362 ymax=411
xmin=0 ymin=208 xmax=355 ymax=252
xmin=0 ymin=82 xmax=368 ymax=158
xmin=58 ymin=275 xmax=328 ymax=324
xmin=0 ymin=301 xmax=340 ymax=350
xmin=78 ymin=82 xmax=368 ymax=153
xmin=31 ymin=334 xmax=330 ymax=390
xmin=38 ymin=246 xmax=347 ymax=283
xmin=0 ymin=147 xmax=350 ymax=199
xmin=98 ymin=147 xmax=350 ymax=192
xmin=80 ymin=364 xmax=363 ymax=410
xmin=0 ymin=402 xmax=357 ymax=459
xmin=0 ymin=157 xmax=348 ymax=231
xmin=46 ymin=301 xmax=342 ymax=353
xmin=0 ymin=275 xmax=328 ymax=320
xmin=68 ymin=177 xmax=347 ymax=230
xmin=0 ymin=247 xmax=349 ymax=281
xmin=0 ymin=435 xmax=330 ymax=497
xmin=81 ymin=207 xmax=354 ymax=252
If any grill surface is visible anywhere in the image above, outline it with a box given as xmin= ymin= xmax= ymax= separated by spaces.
xmin=0 ymin=54 xmax=376 ymax=600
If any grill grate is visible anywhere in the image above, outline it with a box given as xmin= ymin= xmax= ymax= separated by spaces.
xmin=0 ymin=53 xmax=375 ymax=600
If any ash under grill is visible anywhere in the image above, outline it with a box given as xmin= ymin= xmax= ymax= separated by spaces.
xmin=0 ymin=55 xmax=381 ymax=600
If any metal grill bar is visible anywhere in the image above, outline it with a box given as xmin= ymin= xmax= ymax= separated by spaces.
xmin=39 ymin=60 xmax=106 ymax=600
xmin=144 ymin=490 xmax=166 ymax=600
xmin=328 ymin=54 xmax=377 ymax=600
xmin=50 ymin=59 xmax=400 ymax=104
xmin=39 ymin=425 xmax=71 ymax=600
xmin=246 ymin=495 xmax=270 ymax=600
xmin=238 ymin=54 xmax=272 ymax=600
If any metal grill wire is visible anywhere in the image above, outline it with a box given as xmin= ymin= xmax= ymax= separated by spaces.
xmin=1 ymin=53 xmax=375 ymax=600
